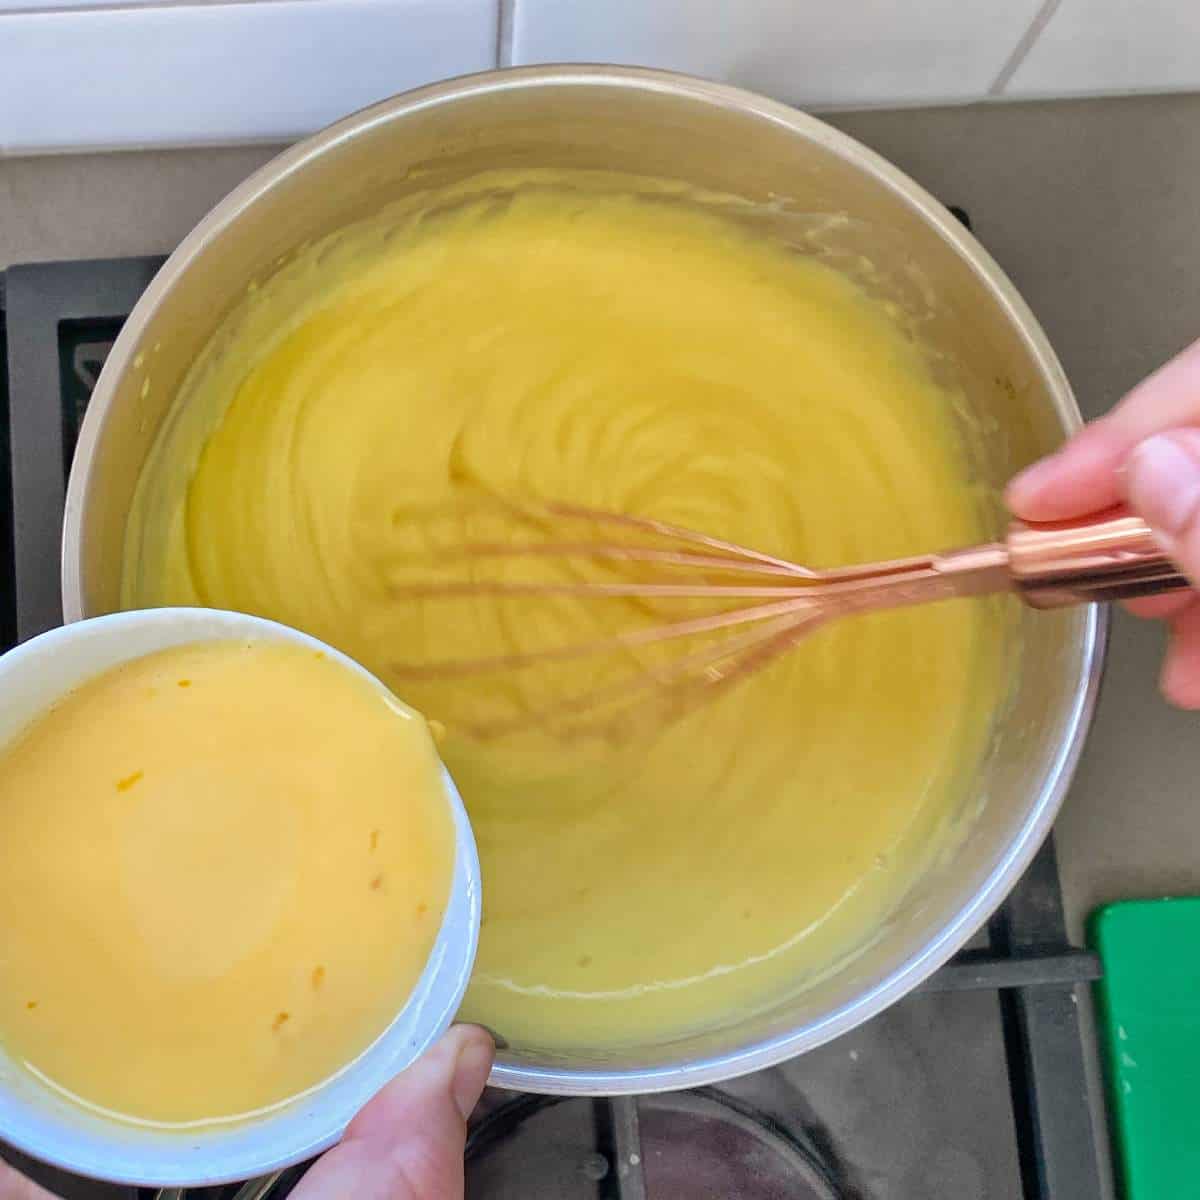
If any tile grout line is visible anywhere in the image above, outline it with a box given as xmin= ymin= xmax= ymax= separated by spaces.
xmin=989 ymin=0 xmax=1063 ymax=96
xmin=495 ymin=0 xmax=514 ymax=68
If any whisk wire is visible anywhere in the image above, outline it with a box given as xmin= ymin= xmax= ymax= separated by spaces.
xmin=387 ymin=499 xmax=1041 ymax=741
xmin=391 ymin=589 xmax=819 ymax=679
xmin=458 ymin=606 xmax=824 ymax=742
xmin=386 ymin=501 xmax=1184 ymax=741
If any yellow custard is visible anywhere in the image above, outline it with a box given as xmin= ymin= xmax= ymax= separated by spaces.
xmin=0 ymin=640 xmax=454 ymax=1124
xmin=123 ymin=173 xmax=1007 ymax=1050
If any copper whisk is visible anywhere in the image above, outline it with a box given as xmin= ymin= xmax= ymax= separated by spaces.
xmin=389 ymin=502 xmax=1186 ymax=740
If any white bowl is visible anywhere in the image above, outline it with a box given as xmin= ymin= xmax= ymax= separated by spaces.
xmin=0 ymin=607 xmax=481 ymax=1188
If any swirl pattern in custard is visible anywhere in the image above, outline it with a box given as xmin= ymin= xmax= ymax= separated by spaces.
xmin=122 ymin=173 xmax=1006 ymax=1050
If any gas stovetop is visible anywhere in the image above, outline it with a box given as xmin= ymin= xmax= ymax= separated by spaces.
xmin=0 ymin=244 xmax=1109 ymax=1200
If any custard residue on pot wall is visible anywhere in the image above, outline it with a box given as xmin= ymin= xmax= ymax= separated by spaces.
xmin=122 ymin=171 xmax=1007 ymax=1050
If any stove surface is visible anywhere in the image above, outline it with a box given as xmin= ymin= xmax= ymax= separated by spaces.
xmin=466 ymin=983 xmax=1021 ymax=1199
xmin=0 ymin=254 xmax=1110 ymax=1200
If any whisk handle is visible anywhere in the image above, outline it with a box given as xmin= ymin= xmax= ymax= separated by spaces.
xmin=1008 ymin=506 xmax=1190 ymax=608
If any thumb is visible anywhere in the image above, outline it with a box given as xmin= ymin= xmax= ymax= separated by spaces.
xmin=291 ymin=1024 xmax=495 ymax=1200
xmin=0 ymin=1159 xmax=58 ymax=1200
xmin=1126 ymin=430 xmax=1200 ymax=584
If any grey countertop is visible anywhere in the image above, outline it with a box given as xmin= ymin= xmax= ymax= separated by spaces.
xmin=4 ymin=92 xmax=1198 ymax=941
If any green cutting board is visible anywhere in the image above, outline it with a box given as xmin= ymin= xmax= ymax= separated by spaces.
xmin=1090 ymin=898 xmax=1200 ymax=1198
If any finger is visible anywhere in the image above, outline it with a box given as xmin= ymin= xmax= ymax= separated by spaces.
xmin=1123 ymin=592 xmax=1196 ymax=620
xmin=291 ymin=1024 xmax=494 ymax=1200
xmin=343 ymin=1024 xmax=494 ymax=1141
xmin=1125 ymin=430 xmax=1200 ymax=582
xmin=1008 ymin=336 xmax=1200 ymax=522
xmin=1101 ymin=336 xmax=1200 ymax=447
xmin=1163 ymin=602 xmax=1200 ymax=709
xmin=1125 ymin=430 xmax=1200 ymax=709
xmin=0 ymin=1160 xmax=59 ymax=1200
xmin=1006 ymin=419 xmax=1130 ymax=521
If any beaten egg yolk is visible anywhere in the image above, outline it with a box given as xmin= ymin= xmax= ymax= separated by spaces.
xmin=123 ymin=173 xmax=1007 ymax=1051
xmin=0 ymin=639 xmax=454 ymax=1124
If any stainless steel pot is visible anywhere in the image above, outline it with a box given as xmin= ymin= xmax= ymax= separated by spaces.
xmin=62 ymin=66 xmax=1103 ymax=1096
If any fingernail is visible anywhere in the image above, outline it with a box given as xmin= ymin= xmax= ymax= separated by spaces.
xmin=451 ymin=1035 xmax=494 ymax=1121
xmin=466 ymin=1022 xmax=509 ymax=1050
xmin=1127 ymin=432 xmax=1200 ymax=537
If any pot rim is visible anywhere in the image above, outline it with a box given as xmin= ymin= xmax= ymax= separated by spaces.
xmin=61 ymin=64 xmax=1105 ymax=1097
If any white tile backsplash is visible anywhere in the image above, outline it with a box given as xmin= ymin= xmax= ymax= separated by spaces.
xmin=1005 ymin=0 xmax=1200 ymax=98
xmin=0 ymin=0 xmax=498 ymax=155
xmin=2 ymin=0 xmax=1200 ymax=155
xmin=509 ymin=0 xmax=1046 ymax=108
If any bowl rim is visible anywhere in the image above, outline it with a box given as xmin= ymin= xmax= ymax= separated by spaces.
xmin=60 ymin=65 xmax=1104 ymax=1097
xmin=0 ymin=607 xmax=481 ymax=1185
